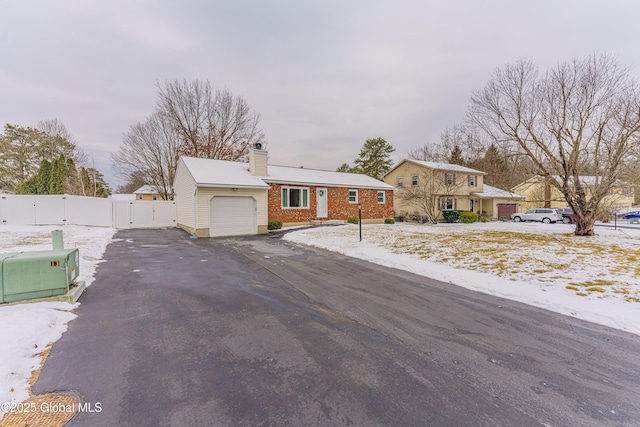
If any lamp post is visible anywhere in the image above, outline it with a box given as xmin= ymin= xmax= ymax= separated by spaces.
xmin=358 ymin=203 xmax=362 ymax=242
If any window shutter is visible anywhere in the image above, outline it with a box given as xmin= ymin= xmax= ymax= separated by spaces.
xmin=282 ymin=188 xmax=288 ymax=207
xmin=437 ymin=198 xmax=441 ymax=210
xmin=453 ymin=174 xmax=456 ymax=185
xmin=302 ymin=189 xmax=308 ymax=207
xmin=454 ymin=199 xmax=457 ymax=210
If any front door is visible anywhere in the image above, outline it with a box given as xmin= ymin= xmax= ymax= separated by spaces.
xmin=316 ymin=188 xmax=328 ymax=218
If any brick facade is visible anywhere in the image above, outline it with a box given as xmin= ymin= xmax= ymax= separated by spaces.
xmin=267 ymin=183 xmax=394 ymax=223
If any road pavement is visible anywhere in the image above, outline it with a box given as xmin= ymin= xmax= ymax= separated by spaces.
xmin=34 ymin=228 xmax=640 ymax=426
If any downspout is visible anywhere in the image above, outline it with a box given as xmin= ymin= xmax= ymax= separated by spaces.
xmin=194 ymin=187 xmax=198 ymax=238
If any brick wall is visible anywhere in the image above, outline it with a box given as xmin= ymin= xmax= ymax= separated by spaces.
xmin=267 ymin=183 xmax=394 ymax=223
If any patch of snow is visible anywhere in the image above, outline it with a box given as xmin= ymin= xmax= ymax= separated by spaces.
xmin=0 ymin=225 xmax=116 ymax=416
xmin=284 ymin=222 xmax=640 ymax=336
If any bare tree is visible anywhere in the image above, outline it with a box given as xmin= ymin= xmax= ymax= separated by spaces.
xmin=36 ymin=118 xmax=88 ymax=166
xmin=468 ymin=53 xmax=640 ymax=235
xmin=156 ymin=79 xmax=266 ymax=160
xmin=112 ymin=111 xmax=181 ymax=199
xmin=407 ymin=141 xmax=446 ymax=162
xmin=396 ymin=170 xmax=466 ymax=224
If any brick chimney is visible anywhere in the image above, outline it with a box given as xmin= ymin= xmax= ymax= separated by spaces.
xmin=249 ymin=142 xmax=268 ymax=176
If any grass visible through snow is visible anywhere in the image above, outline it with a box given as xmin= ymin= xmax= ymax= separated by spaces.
xmin=296 ymin=222 xmax=640 ymax=304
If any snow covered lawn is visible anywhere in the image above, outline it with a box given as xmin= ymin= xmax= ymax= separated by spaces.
xmin=0 ymin=225 xmax=115 ymax=417
xmin=284 ymin=221 xmax=640 ymax=336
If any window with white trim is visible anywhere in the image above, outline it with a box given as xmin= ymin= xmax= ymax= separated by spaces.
xmin=397 ymin=177 xmax=403 ymax=188
xmin=440 ymin=197 xmax=456 ymax=210
xmin=282 ymin=186 xmax=309 ymax=208
xmin=411 ymin=175 xmax=418 ymax=186
xmin=348 ymin=189 xmax=358 ymax=203
xmin=377 ymin=191 xmax=385 ymax=204
xmin=468 ymin=175 xmax=477 ymax=187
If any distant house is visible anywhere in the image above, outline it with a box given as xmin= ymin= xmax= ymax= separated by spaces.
xmin=134 ymin=185 xmax=164 ymax=201
xmin=383 ymin=159 xmax=524 ymax=220
xmin=173 ymin=145 xmax=394 ymax=237
xmin=511 ymin=175 xmax=635 ymax=212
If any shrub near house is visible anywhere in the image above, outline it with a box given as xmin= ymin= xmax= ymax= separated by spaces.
xmin=460 ymin=211 xmax=479 ymax=223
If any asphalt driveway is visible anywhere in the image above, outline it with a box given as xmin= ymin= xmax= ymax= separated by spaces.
xmin=34 ymin=227 xmax=640 ymax=426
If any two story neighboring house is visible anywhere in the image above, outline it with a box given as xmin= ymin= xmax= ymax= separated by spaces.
xmin=383 ymin=159 xmax=523 ymax=220
xmin=512 ymin=175 xmax=635 ymax=212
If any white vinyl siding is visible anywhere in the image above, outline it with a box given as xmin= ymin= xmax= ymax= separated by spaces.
xmin=196 ymin=187 xmax=267 ymax=230
xmin=175 ymin=158 xmax=197 ymax=230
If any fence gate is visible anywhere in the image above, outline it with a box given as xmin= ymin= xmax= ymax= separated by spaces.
xmin=0 ymin=195 xmax=176 ymax=229
xmin=113 ymin=200 xmax=176 ymax=228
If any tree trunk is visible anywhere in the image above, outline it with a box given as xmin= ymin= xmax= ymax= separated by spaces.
xmin=574 ymin=216 xmax=595 ymax=236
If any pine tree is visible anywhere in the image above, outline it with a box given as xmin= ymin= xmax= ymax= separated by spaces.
xmin=336 ymin=163 xmax=355 ymax=173
xmin=15 ymin=176 xmax=38 ymax=194
xmin=353 ymin=137 xmax=395 ymax=180
xmin=36 ymin=159 xmax=52 ymax=194
xmin=448 ymin=145 xmax=466 ymax=165
xmin=80 ymin=167 xmax=112 ymax=197
xmin=0 ymin=122 xmax=80 ymax=192
xmin=48 ymin=154 xmax=69 ymax=194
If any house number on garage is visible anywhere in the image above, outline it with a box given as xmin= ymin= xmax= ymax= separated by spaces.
xmin=319 ymin=190 xmax=324 ymax=196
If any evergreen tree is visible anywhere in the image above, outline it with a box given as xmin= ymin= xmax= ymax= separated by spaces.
xmin=0 ymin=122 xmax=81 ymax=192
xmin=64 ymin=158 xmax=82 ymax=195
xmin=0 ymin=125 xmax=43 ymax=190
xmin=80 ymin=167 xmax=112 ymax=197
xmin=336 ymin=163 xmax=356 ymax=173
xmin=353 ymin=137 xmax=395 ymax=180
xmin=482 ymin=144 xmax=509 ymax=187
xmin=15 ymin=176 xmax=38 ymax=194
xmin=448 ymin=145 xmax=466 ymax=165
xmin=36 ymin=159 xmax=52 ymax=194
xmin=48 ymin=154 xmax=69 ymax=194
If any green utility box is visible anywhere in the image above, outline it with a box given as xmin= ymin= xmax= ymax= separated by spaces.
xmin=0 ymin=248 xmax=80 ymax=304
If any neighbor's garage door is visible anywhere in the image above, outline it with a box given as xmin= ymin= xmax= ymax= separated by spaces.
xmin=210 ymin=196 xmax=257 ymax=237
xmin=497 ymin=203 xmax=517 ymax=219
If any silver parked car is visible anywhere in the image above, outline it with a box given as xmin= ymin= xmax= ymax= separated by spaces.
xmin=511 ymin=208 xmax=560 ymax=224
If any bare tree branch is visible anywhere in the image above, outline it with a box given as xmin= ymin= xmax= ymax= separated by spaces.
xmin=468 ymin=53 xmax=640 ymax=235
xmin=156 ymin=79 xmax=266 ymax=161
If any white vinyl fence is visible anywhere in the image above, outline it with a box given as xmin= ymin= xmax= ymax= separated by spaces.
xmin=0 ymin=194 xmax=176 ymax=229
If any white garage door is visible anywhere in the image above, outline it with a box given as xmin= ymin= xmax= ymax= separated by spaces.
xmin=210 ymin=196 xmax=257 ymax=237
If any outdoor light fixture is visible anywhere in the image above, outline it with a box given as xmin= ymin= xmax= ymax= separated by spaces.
xmin=232 ymin=188 xmax=238 ymax=192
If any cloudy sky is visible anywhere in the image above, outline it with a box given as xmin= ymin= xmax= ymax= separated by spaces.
xmin=1 ymin=0 xmax=639 ymax=186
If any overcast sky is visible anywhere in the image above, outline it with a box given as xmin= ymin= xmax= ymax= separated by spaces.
xmin=1 ymin=0 xmax=639 ymax=187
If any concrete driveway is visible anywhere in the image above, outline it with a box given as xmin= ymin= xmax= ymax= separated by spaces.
xmin=34 ymin=228 xmax=640 ymax=426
